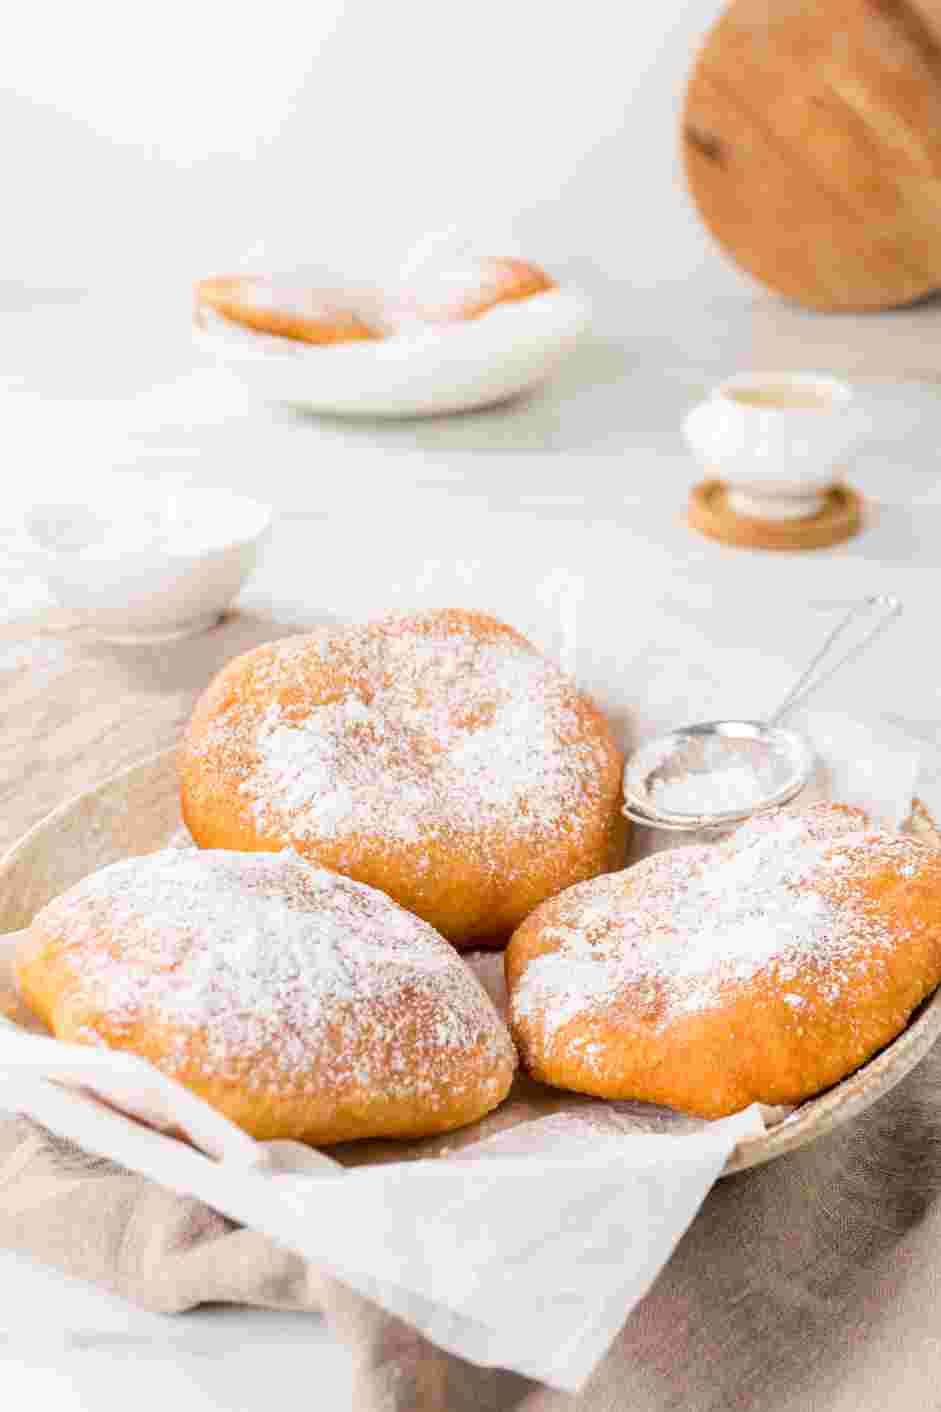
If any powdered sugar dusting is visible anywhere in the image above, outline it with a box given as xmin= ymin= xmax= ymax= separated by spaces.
xmin=637 ymin=732 xmax=799 ymax=819
xmin=511 ymin=804 xmax=938 ymax=1044
xmin=199 ymin=617 xmax=614 ymax=857
xmin=38 ymin=848 xmax=515 ymax=1099
xmin=650 ymin=763 xmax=771 ymax=815
xmin=206 ymin=277 xmax=379 ymax=328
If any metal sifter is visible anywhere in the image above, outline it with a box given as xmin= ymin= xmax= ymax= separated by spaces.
xmin=622 ymin=594 xmax=902 ymax=833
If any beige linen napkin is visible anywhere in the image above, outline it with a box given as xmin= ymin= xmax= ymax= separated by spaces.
xmin=6 ymin=1053 xmax=941 ymax=1412
xmin=4 ymin=613 xmax=941 ymax=1412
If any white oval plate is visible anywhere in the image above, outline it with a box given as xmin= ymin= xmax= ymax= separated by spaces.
xmin=2 ymin=747 xmax=940 ymax=1176
xmin=193 ymin=287 xmax=591 ymax=418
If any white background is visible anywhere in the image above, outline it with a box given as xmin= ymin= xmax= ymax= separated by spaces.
xmin=2 ymin=0 xmax=742 ymax=297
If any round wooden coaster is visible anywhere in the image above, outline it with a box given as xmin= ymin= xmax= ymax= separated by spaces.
xmin=688 ymin=480 xmax=864 ymax=551
xmin=682 ymin=0 xmax=941 ymax=312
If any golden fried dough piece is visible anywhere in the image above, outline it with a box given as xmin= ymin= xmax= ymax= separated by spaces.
xmin=180 ymin=609 xmax=627 ymax=947
xmin=195 ymin=274 xmax=381 ymax=344
xmin=506 ymin=803 xmax=941 ymax=1118
xmin=396 ymin=256 xmax=556 ymax=324
xmin=16 ymin=848 xmax=516 ymax=1145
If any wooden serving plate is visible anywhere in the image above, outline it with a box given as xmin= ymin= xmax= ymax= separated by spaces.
xmin=683 ymin=0 xmax=941 ymax=311
xmin=2 ymin=749 xmax=940 ymax=1176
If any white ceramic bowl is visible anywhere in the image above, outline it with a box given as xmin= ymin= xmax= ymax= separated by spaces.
xmin=683 ymin=372 xmax=870 ymax=520
xmin=193 ymin=287 xmax=591 ymax=418
xmin=2 ymin=488 xmax=272 ymax=643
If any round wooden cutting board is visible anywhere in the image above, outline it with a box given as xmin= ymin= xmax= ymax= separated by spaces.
xmin=683 ymin=0 xmax=941 ymax=311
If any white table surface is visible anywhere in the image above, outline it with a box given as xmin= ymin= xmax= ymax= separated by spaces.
xmin=3 ymin=279 xmax=941 ymax=1410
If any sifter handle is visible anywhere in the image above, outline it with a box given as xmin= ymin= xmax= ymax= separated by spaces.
xmin=767 ymin=594 xmax=902 ymax=725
